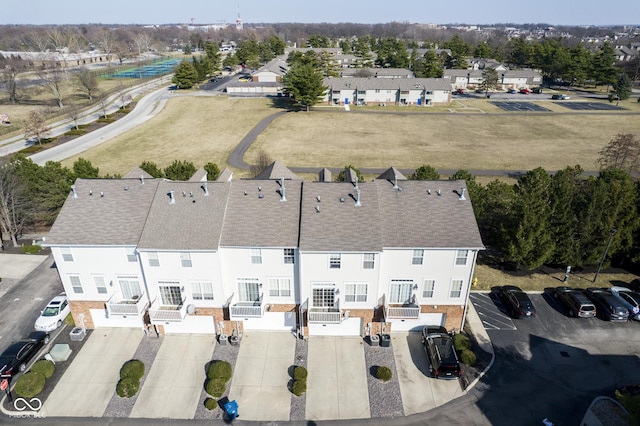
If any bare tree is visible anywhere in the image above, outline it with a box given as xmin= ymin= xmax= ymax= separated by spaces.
xmin=47 ymin=28 xmax=82 ymax=75
xmin=75 ymin=67 xmax=99 ymax=100
xmin=99 ymin=96 xmax=110 ymax=118
xmin=131 ymin=31 xmax=153 ymax=59
xmin=0 ymin=55 xmax=25 ymax=103
xmin=0 ymin=159 xmax=28 ymax=248
xmin=67 ymin=104 xmax=83 ymax=130
xmin=120 ymin=92 xmax=133 ymax=110
xmin=23 ymin=110 xmax=51 ymax=144
xmin=94 ymin=28 xmax=117 ymax=66
xmin=597 ymin=133 xmax=640 ymax=173
xmin=37 ymin=65 xmax=66 ymax=107
xmin=250 ymin=150 xmax=274 ymax=178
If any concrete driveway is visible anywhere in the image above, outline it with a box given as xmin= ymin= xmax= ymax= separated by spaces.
xmin=130 ymin=334 xmax=215 ymax=419
xmin=392 ymin=332 xmax=464 ymax=415
xmin=42 ymin=328 xmax=143 ymax=417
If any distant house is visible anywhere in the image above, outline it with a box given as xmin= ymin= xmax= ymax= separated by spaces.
xmin=338 ymin=68 xmax=415 ymax=79
xmin=443 ymin=69 xmax=542 ymax=90
xmin=225 ymin=57 xmax=288 ymax=95
xmin=323 ymin=77 xmax=451 ymax=106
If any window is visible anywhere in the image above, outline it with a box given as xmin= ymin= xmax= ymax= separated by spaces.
xmin=148 ymin=252 xmax=159 ymax=267
xmin=450 ymin=280 xmax=463 ymax=298
xmin=94 ymin=276 xmax=107 ymax=295
xmin=268 ymin=278 xmax=291 ymax=297
xmin=312 ymin=284 xmax=336 ymax=308
xmin=69 ymin=275 xmax=83 ymax=294
xmin=118 ymin=277 xmax=142 ymax=300
xmin=159 ymin=283 xmax=183 ymax=306
xmin=456 ymin=250 xmax=469 ymax=266
xmin=423 ymin=279 xmax=435 ymax=298
xmin=329 ymin=253 xmax=341 ymax=269
xmin=251 ymin=248 xmax=262 ymax=264
xmin=237 ymin=278 xmax=260 ymax=302
xmin=283 ymin=248 xmax=295 ymax=264
xmin=191 ymin=281 xmax=214 ymax=300
xmin=61 ymin=247 xmax=73 ymax=262
xmin=180 ymin=252 xmax=192 ymax=268
xmin=345 ymin=283 xmax=368 ymax=302
xmin=363 ymin=253 xmax=375 ymax=269
xmin=126 ymin=248 xmax=137 ymax=263
xmin=389 ymin=279 xmax=413 ymax=304
xmin=412 ymin=249 xmax=424 ymax=265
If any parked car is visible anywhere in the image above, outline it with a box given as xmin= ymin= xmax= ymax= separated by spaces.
xmin=0 ymin=332 xmax=50 ymax=378
xmin=507 ymin=88 xmax=517 ymax=94
xmin=552 ymin=94 xmax=570 ymax=100
xmin=553 ymin=286 xmax=597 ymax=318
xmin=35 ymin=293 xmax=70 ymax=332
xmin=532 ymin=87 xmax=543 ymax=94
xmin=499 ymin=285 xmax=536 ymax=318
xmin=627 ymin=279 xmax=640 ymax=292
xmin=609 ymin=287 xmax=640 ymax=321
xmin=455 ymin=88 xmax=465 ymax=95
xmin=421 ymin=326 xmax=461 ymax=379
xmin=585 ymin=288 xmax=629 ymax=322
xmin=238 ymin=75 xmax=252 ymax=82
xmin=519 ymin=88 xmax=531 ymax=94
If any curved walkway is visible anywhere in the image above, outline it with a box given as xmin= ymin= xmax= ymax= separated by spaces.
xmin=227 ymin=110 xmax=290 ymax=169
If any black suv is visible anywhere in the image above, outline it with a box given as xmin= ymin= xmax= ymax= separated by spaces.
xmin=499 ymin=285 xmax=536 ymax=318
xmin=0 ymin=331 xmax=50 ymax=378
xmin=553 ymin=286 xmax=597 ymax=318
xmin=421 ymin=326 xmax=461 ymax=380
xmin=585 ymin=288 xmax=629 ymax=322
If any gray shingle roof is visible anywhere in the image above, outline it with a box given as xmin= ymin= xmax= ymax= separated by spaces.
xmin=137 ymin=181 xmax=229 ymax=250
xmin=217 ymin=168 xmax=233 ymax=182
xmin=339 ymin=68 xmax=415 ymax=78
xmin=122 ymin=167 xmax=154 ymax=179
xmin=220 ymin=180 xmax=301 ymax=248
xmin=254 ymin=161 xmax=300 ymax=180
xmin=324 ymin=77 xmax=452 ymax=91
xmin=377 ymin=167 xmax=407 ymax=181
xmin=45 ymin=178 xmax=160 ymax=246
xmin=189 ymin=167 xmax=207 ymax=182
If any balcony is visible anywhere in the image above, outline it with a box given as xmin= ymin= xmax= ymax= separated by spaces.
xmin=229 ymin=293 xmax=264 ymax=319
xmin=385 ymin=302 xmax=421 ymax=319
xmin=308 ymin=299 xmax=341 ymax=324
xmin=149 ymin=297 xmax=188 ymax=322
xmin=106 ymin=292 xmax=148 ymax=316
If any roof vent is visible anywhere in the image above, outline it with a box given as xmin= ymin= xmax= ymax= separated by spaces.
xmin=315 ymin=206 xmax=320 ymax=213
xmin=459 ymin=187 xmax=466 ymax=201
xmin=189 ymin=191 xmax=193 ymax=198
xmin=280 ymin=177 xmax=286 ymax=202
xmin=182 ymin=191 xmax=186 ymax=197
xmin=316 ymin=195 xmax=321 ymax=202
xmin=340 ymin=197 xmax=345 ymax=202
xmin=71 ymin=185 xmax=78 ymax=198
xmin=140 ymin=176 xmax=145 ymax=185
xmin=437 ymin=189 xmax=441 ymax=196
xmin=202 ymin=182 xmax=209 ymax=196
xmin=393 ymin=174 xmax=399 ymax=190
xmin=169 ymin=191 xmax=175 ymax=204
xmin=427 ymin=189 xmax=431 ymax=195
xmin=244 ymin=191 xmax=248 ymax=196
xmin=89 ymin=190 xmax=93 ymax=196
xmin=100 ymin=192 xmax=104 ymax=197
xmin=355 ymin=187 xmax=361 ymax=207
xmin=258 ymin=193 xmax=264 ymax=199
xmin=124 ymin=186 xmax=129 ymax=191
xmin=258 ymin=186 xmax=262 ymax=192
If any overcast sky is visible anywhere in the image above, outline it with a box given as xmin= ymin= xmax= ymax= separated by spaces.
xmin=1 ymin=0 xmax=638 ymax=26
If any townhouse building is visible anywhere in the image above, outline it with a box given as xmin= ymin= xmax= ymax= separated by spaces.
xmin=45 ymin=163 xmax=483 ymax=338
xmin=323 ymin=77 xmax=452 ymax=106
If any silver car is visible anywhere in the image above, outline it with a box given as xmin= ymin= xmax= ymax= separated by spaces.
xmin=609 ymin=287 xmax=640 ymax=321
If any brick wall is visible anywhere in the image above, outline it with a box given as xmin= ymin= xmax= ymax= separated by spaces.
xmin=69 ymin=300 xmax=105 ymax=329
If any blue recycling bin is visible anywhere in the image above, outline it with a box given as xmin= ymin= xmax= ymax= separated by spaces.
xmin=224 ymin=400 xmax=239 ymax=420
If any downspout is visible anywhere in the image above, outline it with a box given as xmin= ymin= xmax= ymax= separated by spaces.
xmin=460 ymin=249 xmax=480 ymax=333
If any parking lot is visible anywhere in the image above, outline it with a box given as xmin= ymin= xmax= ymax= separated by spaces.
xmin=490 ymin=101 xmax=551 ymax=112
xmin=553 ymin=101 xmax=626 ymax=111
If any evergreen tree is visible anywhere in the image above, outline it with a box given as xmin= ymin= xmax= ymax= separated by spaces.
xmin=335 ymin=165 xmax=364 ymax=183
xmin=139 ymin=161 xmax=164 ymax=178
xmin=172 ymin=60 xmax=198 ymax=89
xmin=410 ymin=165 xmax=440 ymax=180
xmin=72 ymin=158 xmax=100 ymax=179
xmin=164 ymin=160 xmax=196 ymax=181
xmin=549 ymin=166 xmax=584 ymax=266
xmin=282 ymin=63 xmax=327 ymax=111
xmin=204 ymin=162 xmax=220 ymax=181
xmin=480 ymin=69 xmax=499 ymax=96
xmin=612 ymin=73 xmax=632 ymax=100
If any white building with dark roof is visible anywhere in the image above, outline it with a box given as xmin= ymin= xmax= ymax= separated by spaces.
xmin=45 ymin=163 xmax=483 ymax=337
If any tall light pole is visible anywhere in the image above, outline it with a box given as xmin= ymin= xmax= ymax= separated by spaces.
xmin=593 ymin=228 xmax=617 ymax=283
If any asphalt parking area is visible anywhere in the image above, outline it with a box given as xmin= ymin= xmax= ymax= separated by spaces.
xmin=490 ymin=101 xmax=550 ymax=112
xmin=469 ymin=293 xmax=517 ymax=330
xmin=553 ymin=101 xmax=625 ymax=111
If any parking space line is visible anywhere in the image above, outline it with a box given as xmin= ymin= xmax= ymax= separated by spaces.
xmin=470 ymin=293 xmax=518 ymax=330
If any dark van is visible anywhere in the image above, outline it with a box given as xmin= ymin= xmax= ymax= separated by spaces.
xmin=421 ymin=326 xmax=462 ymax=379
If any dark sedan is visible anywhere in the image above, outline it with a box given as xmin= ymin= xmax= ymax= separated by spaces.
xmin=499 ymin=285 xmax=536 ymax=318
xmin=0 ymin=331 xmax=50 ymax=378
xmin=585 ymin=288 xmax=629 ymax=322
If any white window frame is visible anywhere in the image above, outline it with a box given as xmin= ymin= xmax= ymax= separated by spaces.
xmin=389 ymin=279 xmax=414 ymax=304
xmin=191 ymin=281 xmax=214 ymax=301
xmin=412 ymin=249 xmax=424 ymax=265
xmin=251 ymin=248 xmax=262 ymax=265
xmin=363 ymin=253 xmax=375 ymax=269
xmin=268 ymin=278 xmax=291 ymax=297
xmin=311 ymin=282 xmax=336 ymax=308
xmin=450 ymin=279 xmax=464 ymax=298
xmin=345 ymin=282 xmax=368 ymax=303
xmin=237 ymin=277 xmax=261 ymax=302
xmin=69 ymin=275 xmax=83 ymax=294
xmin=455 ymin=250 xmax=469 ymax=266
xmin=126 ymin=248 xmax=137 ymax=263
xmin=118 ymin=276 xmax=142 ymax=300
xmin=283 ymin=248 xmax=295 ymax=264
xmin=158 ymin=281 xmax=183 ymax=306
xmin=61 ymin=247 xmax=74 ymax=262
xmin=94 ymin=275 xmax=107 ymax=295
xmin=423 ymin=279 xmax=435 ymax=298
xmin=180 ymin=252 xmax=192 ymax=268
xmin=329 ymin=253 xmax=341 ymax=269
xmin=148 ymin=252 xmax=159 ymax=267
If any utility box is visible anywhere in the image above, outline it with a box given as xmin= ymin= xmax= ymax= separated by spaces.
xmin=70 ymin=327 xmax=86 ymax=342
xmin=218 ymin=334 xmax=228 ymax=345
xmin=368 ymin=334 xmax=380 ymax=346
xmin=379 ymin=334 xmax=391 ymax=347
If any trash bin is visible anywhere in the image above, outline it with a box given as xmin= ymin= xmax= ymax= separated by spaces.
xmin=224 ymin=399 xmax=239 ymax=420
xmin=229 ymin=335 xmax=239 ymax=346
xmin=368 ymin=334 xmax=380 ymax=346
xmin=379 ymin=334 xmax=391 ymax=347
xmin=218 ymin=334 xmax=228 ymax=345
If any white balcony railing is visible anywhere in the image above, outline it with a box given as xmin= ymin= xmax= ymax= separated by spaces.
xmin=106 ymin=292 xmax=148 ymax=316
xmin=149 ymin=297 xmax=188 ymax=322
xmin=385 ymin=303 xmax=421 ymax=319
xmin=230 ymin=293 xmax=264 ymax=318
xmin=308 ymin=298 xmax=341 ymax=323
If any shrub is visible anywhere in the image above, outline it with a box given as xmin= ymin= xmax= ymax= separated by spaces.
xmin=460 ymin=349 xmax=477 ymax=366
xmin=116 ymin=377 xmax=140 ymax=398
xmin=30 ymin=359 xmax=55 ymax=379
xmin=204 ymin=397 xmax=218 ymax=410
xmin=205 ymin=378 xmax=227 ymax=398
xmin=15 ymin=371 xmax=46 ymax=398
xmin=120 ymin=359 xmax=145 ymax=381
xmin=207 ymin=360 xmax=232 ymax=382
xmin=22 ymin=245 xmax=42 ymax=254
xmin=453 ymin=333 xmax=471 ymax=352
xmin=292 ymin=379 xmax=306 ymax=396
xmin=293 ymin=366 xmax=308 ymax=381
xmin=97 ymin=117 xmax=115 ymax=123
xmin=65 ymin=129 xmax=87 ymax=136
xmin=375 ymin=366 xmax=393 ymax=382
